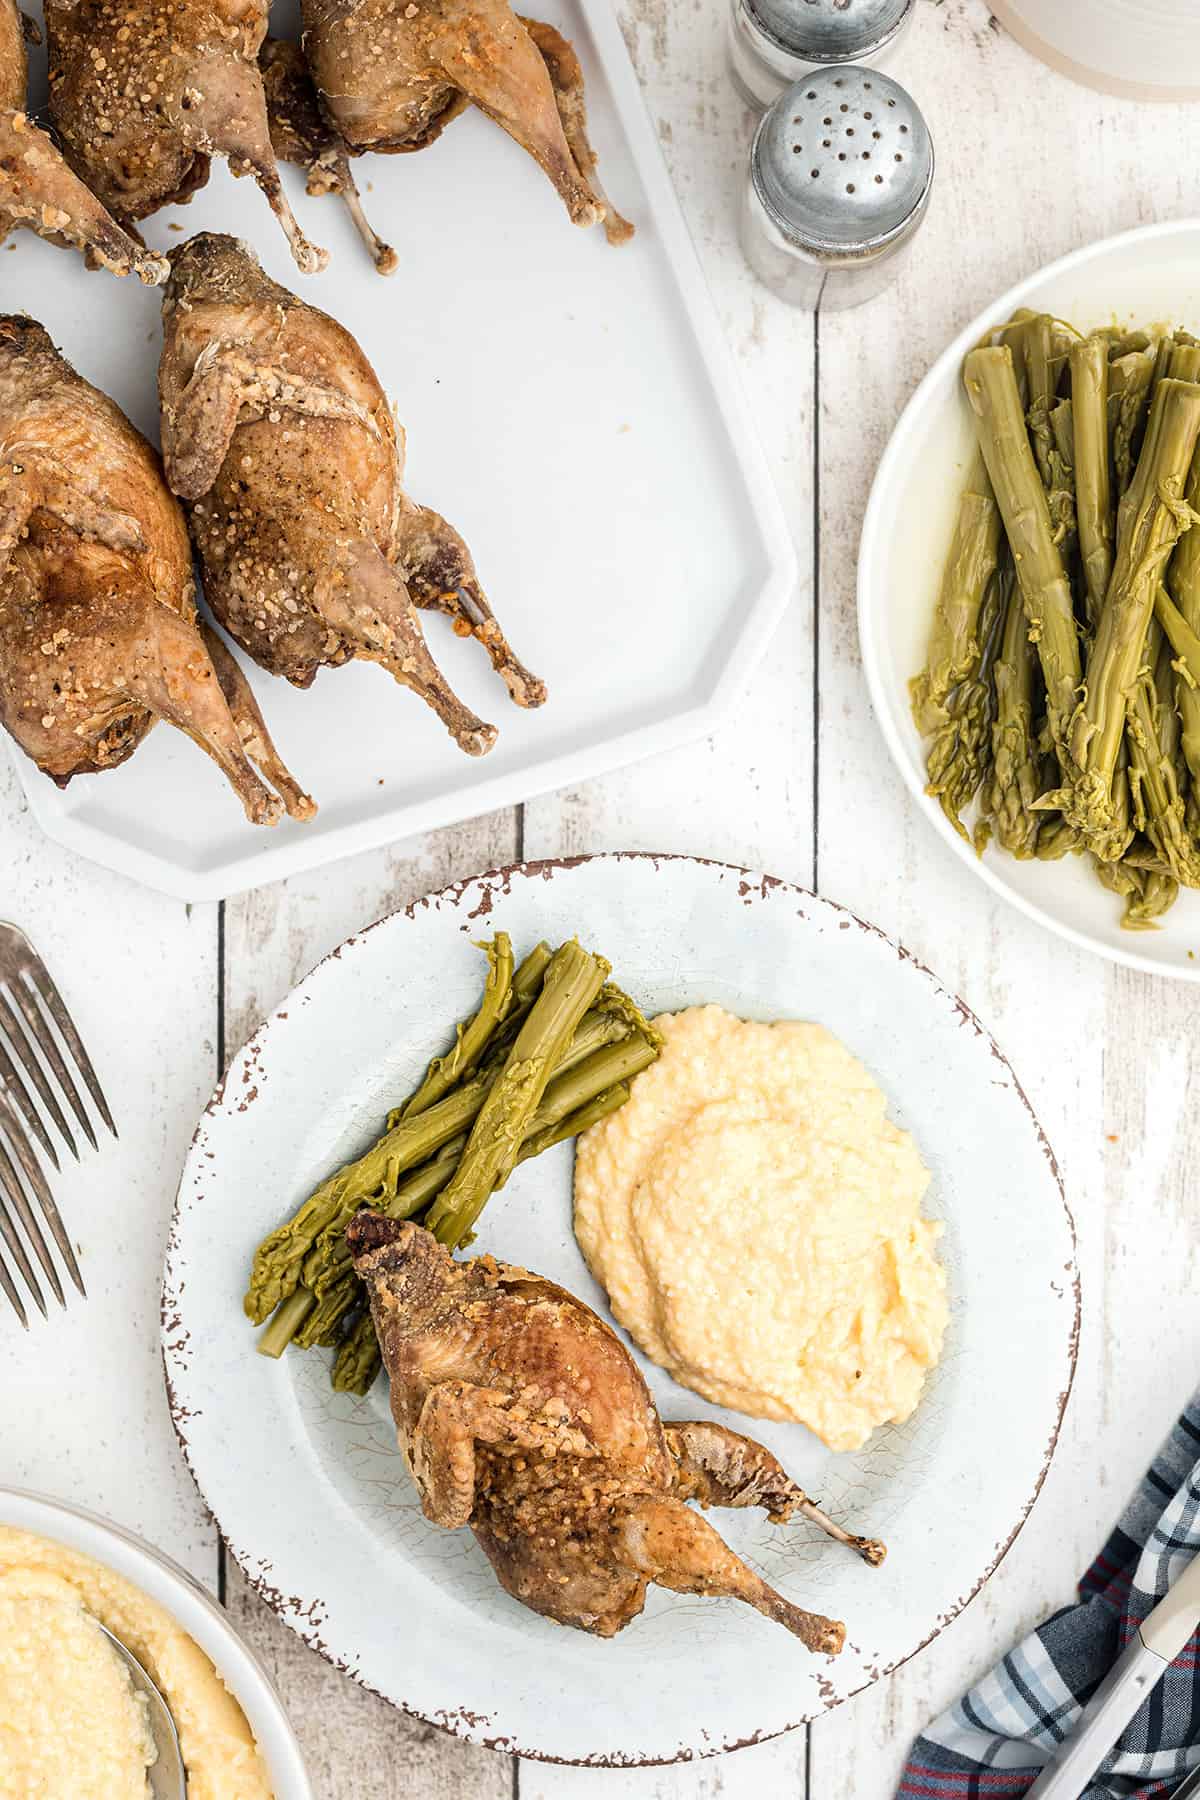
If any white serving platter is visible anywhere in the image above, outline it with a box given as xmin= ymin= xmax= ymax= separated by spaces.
xmin=3 ymin=3 xmax=794 ymax=902
xmin=860 ymin=218 xmax=1200 ymax=983
xmin=163 ymin=854 xmax=1078 ymax=1765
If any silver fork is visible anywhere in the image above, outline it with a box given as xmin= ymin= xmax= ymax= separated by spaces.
xmin=0 ymin=923 xmax=116 ymax=1326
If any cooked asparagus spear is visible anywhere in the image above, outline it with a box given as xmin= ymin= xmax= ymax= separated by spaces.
xmin=400 ymin=933 xmax=514 ymax=1119
xmin=963 ymin=345 xmax=1082 ymax=767
xmin=909 ymin=455 xmax=1002 ymax=735
xmin=294 ymin=1271 xmax=359 ymax=1349
xmin=1094 ymin=851 xmax=1180 ymax=929
xmin=255 ymin=1286 xmax=318 ymax=1358
xmin=1064 ymin=378 xmax=1200 ymax=857
xmin=1071 ymin=335 xmax=1114 ymax=625
xmin=1164 ymin=452 xmax=1200 ymax=791
xmin=1109 ymin=348 xmax=1156 ymax=495
xmin=1047 ymin=396 xmax=1078 ymax=569
xmin=1108 ymin=329 xmax=1152 ymax=357
xmin=986 ymin=566 xmax=1043 ymax=858
xmin=1025 ymin=314 xmax=1074 ymax=505
xmin=1170 ymin=344 xmax=1200 ymax=385
xmin=332 ymin=1309 xmax=382 ymax=1396
xmin=424 ymin=941 xmax=609 ymax=1250
xmin=923 ymin=562 xmax=1005 ymax=841
xmin=1124 ymin=618 xmax=1200 ymax=887
xmin=513 ymin=942 xmax=554 ymax=1004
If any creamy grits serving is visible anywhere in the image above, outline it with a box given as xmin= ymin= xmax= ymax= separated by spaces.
xmin=573 ymin=1005 xmax=949 ymax=1453
xmin=0 ymin=1527 xmax=272 ymax=1800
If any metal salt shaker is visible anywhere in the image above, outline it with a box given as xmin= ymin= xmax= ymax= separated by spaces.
xmin=730 ymin=0 xmax=915 ymax=112
xmin=739 ymin=67 xmax=933 ymax=311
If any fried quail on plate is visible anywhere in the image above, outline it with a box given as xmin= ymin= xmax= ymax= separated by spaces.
xmin=0 ymin=0 xmax=165 ymax=280
xmin=158 ymin=232 xmax=545 ymax=756
xmin=347 ymin=1215 xmax=885 ymax=1647
xmin=298 ymin=0 xmax=632 ymax=243
xmin=44 ymin=0 xmax=326 ymax=273
xmin=0 ymin=316 xmax=313 ymax=825
xmin=260 ymin=36 xmax=398 ymax=276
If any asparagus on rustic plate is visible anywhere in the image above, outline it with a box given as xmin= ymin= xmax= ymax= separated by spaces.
xmin=245 ymin=934 xmax=661 ymax=1392
xmin=912 ymin=310 xmax=1200 ymax=929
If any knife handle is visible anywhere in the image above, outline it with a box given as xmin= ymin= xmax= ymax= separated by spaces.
xmin=1141 ymin=1552 xmax=1200 ymax=1661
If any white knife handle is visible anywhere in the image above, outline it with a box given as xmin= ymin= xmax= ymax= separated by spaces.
xmin=1141 ymin=1551 xmax=1200 ymax=1660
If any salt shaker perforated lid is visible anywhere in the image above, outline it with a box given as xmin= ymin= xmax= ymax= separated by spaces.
xmin=740 ymin=67 xmax=934 ymax=311
xmin=730 ymin=0 xmax=915 ymax=111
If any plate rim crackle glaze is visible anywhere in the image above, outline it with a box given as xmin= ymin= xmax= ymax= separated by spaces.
xmin=161 ymin=852 xmax=1079 ymax=1765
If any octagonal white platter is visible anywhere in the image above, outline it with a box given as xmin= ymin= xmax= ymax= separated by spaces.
xmin=163 ymin=854 xmax=1078 ymax=1765
xmin=4 ymin=4 xmax=793 ymax=902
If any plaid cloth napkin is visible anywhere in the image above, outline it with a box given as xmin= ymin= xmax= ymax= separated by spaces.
xmin=898 ymin=1394 xmax=1200 ymax=1799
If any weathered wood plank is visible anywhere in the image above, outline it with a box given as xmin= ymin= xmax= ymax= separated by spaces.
xmin=0 ymin=753 xmax=219 ymax=1581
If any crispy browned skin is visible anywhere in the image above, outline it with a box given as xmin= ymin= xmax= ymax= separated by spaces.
xmin=0 ymin=0 xmax=166 ymax=279
xmin=260 ymin=36 xmax=397 ymax=276
xmin=44 ymin=0 xmax=326 ymax=272
xmin=0 ymin=316 xmax=314 ymax=824
xmin=347 ymin=1216 xmax=886 ymax=1647
xmin=158 ymin=232 xmax=544 ymax=750
xmin=299 ymin=0 xmax=631 ymax=240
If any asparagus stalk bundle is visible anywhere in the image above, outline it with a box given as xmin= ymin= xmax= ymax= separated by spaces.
xmin=962 ymin=345 xmax=1082 ymax=767
xmin=913 ymin=311 xmax=1200 ymax=930
xmin=246 ymin=936 xmax=662 ymax=1392
xmin=1064 ymin=378 xmax=1200 ymax=857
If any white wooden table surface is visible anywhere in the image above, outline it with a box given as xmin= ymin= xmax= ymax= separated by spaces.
xmin=5 ymin=1 xmax=1200 ymax=1794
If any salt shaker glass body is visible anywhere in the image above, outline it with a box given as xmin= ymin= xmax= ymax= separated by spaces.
xmin=729 ymin=0 xmax=915 ymax=112
xmin=739 ymin=67 xmax=933 ymax=312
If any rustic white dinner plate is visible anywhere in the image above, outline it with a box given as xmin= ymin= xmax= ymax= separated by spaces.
xmin=162 ymin=854 xmax=1077 ymax=1764
xmin=0 ymin=1487 xmax=312 ymax=1799
xmin=3 ymin=4 xmax=793 ymax=903
xmin=860 ymin=218 xmax=1200 ymax=983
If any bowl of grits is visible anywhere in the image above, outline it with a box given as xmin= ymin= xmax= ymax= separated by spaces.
xmin=0 ymin=1486 xmax=310 ymax=1800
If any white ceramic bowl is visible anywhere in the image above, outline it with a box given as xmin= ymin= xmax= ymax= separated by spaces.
xmin=991 ymin=0 xmax=1200 ymax=103
xmin=859 ymin=218 xmax=1200 ymax=983
xmin=0 ymin=1486 xmax=311 ymax=1799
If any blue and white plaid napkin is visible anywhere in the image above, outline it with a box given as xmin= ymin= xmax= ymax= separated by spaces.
xmin=898 ymin=1394 xmax=1200 ymax=1799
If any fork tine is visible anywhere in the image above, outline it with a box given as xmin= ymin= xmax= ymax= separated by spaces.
xmin=6 ymin=981 xmax=95 ymax=1152
xmin=0 ymin=1039 xmax=60 ymax=1170
xmin=0 ymin=1241 xmax=28 ymax=1328
xmin=0 ymin=992 xmax=78 ymax=1159
xmin=0 ymin=1163 xmax=48 ymax=1314
xmin=0 ymin=1096 xmax=83 ymax=1298
xmin=24 ymin=961 xmax=117 ymax=1140
xmin=0 ymin=1136 xmax=63 ymax=1307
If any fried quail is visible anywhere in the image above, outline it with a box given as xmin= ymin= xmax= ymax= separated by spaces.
xmin=0 ymin=316 xmax=314 ymax=825
xmin=261 ymin=36 xmax=397 ymax=277
xmin=0 ymin=0 xmax=166 ymax=280
xmin=299 ymin=0 xmax=632 ymax=243
xmin=347 ymin=1215 xmax=885 ymax=1646
xmin=44 ymin=0 xmax=327 ymax=273
xmin=158 ymin=232 xmax=544 ymax=754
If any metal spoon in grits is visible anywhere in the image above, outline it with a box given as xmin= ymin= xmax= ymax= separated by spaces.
xmin=97 ymin=1624 xmax=187 ymax=1798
